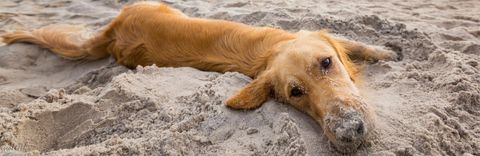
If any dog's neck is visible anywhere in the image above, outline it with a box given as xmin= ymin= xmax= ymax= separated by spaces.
xmin=211 ymin=27 xmax=295 ymax=78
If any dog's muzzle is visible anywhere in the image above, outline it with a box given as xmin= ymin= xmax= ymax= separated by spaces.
xmin=325 ymin=110 xmax=369 ymax=153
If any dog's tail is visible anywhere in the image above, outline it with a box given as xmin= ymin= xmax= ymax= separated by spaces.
xmin=1 ymin=24 xmax=111 ymax=60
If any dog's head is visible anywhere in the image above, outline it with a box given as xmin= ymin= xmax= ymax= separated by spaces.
xmin=227 ymin=30 xmax=374 ymax=153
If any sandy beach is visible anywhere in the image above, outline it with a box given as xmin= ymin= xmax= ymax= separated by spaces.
xmin=0 ymin=0 xmax=479 ymax=155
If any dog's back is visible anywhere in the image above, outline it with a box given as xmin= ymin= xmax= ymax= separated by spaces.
xmin=1 ymin=2 xmax=292 ymax=73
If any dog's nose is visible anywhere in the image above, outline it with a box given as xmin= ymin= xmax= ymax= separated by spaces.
xmin=336 ymin=118 xmax=365 ymax=143
xmin=322 ymin=97 xmax=373 ymax=153
xmin=330 ymin=111 xmax=368 ymax=152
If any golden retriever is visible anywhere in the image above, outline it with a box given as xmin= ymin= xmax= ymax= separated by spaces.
xmin=1 ymin=2 xmax=396 ymax=153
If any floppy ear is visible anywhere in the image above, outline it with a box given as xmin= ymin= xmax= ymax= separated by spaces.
xmin=226 ymin=73 xmax=271 ymax=109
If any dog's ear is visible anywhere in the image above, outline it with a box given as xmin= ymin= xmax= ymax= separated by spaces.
xmin=226 ymin=73 xmax=271 ymax=109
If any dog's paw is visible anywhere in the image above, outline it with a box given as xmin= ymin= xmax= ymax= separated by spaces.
xmin=376 ymin=47 xmax=398 ymax=61
xmin=370 ymin=46 xmax=402 ymax=61
xmin=383 ymin=42 xmax=404 ymax=61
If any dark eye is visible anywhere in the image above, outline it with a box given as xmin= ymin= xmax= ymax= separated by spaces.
xmin=321 ymin=57 xmax=331 ymax=69
xmin=290 ymin=86 xmax=304 ymax=97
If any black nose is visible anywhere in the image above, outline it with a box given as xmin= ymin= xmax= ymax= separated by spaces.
xmin=329 ymin=115 xmax=367 ymax=153
xmin=333 ymin=114 xmax=367 ymax=144
xmin=356 ymin=121 xmax=365 ymax=135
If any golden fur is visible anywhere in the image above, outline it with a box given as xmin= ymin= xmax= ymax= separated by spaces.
xmin=1 ymin=2 xmax=397 ymax=152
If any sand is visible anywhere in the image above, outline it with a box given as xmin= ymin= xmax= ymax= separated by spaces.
xmin=0 ymin=0 xmax=479 ymax=155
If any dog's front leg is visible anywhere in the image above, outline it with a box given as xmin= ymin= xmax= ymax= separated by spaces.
xmin=335 ymin=37 xmax=399 ymax=62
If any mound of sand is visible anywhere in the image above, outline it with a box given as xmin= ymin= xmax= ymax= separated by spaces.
xmin=0 ymin=0 xmax=479 ymax=155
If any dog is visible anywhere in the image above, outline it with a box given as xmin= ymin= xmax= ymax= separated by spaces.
xmin=1 ymin=2 xmax=397 ymax=153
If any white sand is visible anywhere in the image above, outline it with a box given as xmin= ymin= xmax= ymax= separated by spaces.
xmin=0 ymin=0 xmax=479 ymax=155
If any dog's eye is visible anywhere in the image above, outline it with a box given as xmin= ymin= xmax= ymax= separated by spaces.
xmin=290 ymin=87 xmax=304 ymax=97
xmin=321 ymin=57 xmax=331 ymax=69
